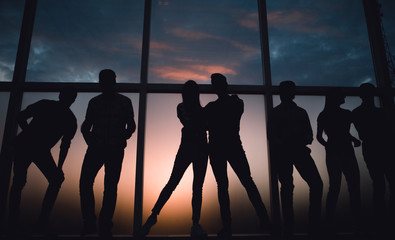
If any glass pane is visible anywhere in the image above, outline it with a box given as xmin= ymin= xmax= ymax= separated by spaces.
xmin=0 ymin=93 xmax=10 ymax=147
xmin=144 ymin=93 xmax=270 ymax=235
xmin=26 ymin=0 xmax=144 ymax=83
xmin=380 ymin=0 xmax=395 ymax=87
xmin=0 ymin=0 xmax=24 ymax=82
xmin=14 ymin=92 xmax=138 ymax=234
xmin=149 ymin=0 xmax=263 ymax=85
xmin=267 ymin=0 xmax=375 ymax=87
xmin=272 ymin=95 xmax=373 ymax=233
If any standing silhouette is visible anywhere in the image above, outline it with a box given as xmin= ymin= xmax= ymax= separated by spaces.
xmin=205 ymin=73 xmax=271 ymax=239
xmin=8 ymin=86 xmax=77 ymax=235
xmin=139 ymin=80 xmax=208 ymax=238
xmin=268 ymin=81 xmax=323 ymax=239
xmin=352 ymin=83 xmax=395 ymax=235
xmin=79 ymin=69 xmax=136 ymax=238
xmin=316 ymin=89 xmax=361 ymax=235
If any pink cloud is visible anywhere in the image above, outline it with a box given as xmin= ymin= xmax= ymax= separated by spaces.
xmin=170 ymin=28 xmax=218 ymax=40
xmin=152 ymin=64 xmax=237 ymax=82
xmin=237 ymin=12 xmax=259 ymax=31
xmin=267 ymin=10 xmax=338 ymax=35
xmin=150 ymin=41 xmax=175 ymax=51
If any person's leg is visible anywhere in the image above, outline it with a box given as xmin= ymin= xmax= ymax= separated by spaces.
xmin=79 ymin=147 xmax=103 ymax=234
xmin=99 ymin=147 xmax=125 ymax=236
xmin=191 ymin=148 xmax=208 ymax=225
xmin=209 ymin=147 xmax=231 ymax=236
xmin=190 ymin=147 xmax=208 ymax=237
xmin=8 ymin=150 xmax=32 ymax=231
xmin=34 ymin=151 xmax=65 ymax=231
xmin=277 ymin=155 xmax=295 ymax=238
xmin=227 ymin=144 xmax=270 ymax=230
xmin=293 ymin=147 xmax=323 ymax=237
xmin=151 ymin=147 xmax=191 ymax=215
xmin=139 ymin=145 xmax=193 ymax=237
xmin=385 ymin=157 xmax=395 ymax=233
xmin=342 ymin=152 xmax=361 ymax=230
xmin=324 ymin=151 xmax=342 ymax=228
xmin=364 ymin=151 xmax=386 ymax=232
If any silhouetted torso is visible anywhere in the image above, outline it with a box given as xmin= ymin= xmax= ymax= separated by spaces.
xmin=16 ymin=99 xmax=77 ymax=150
xmin=83 ymin=92 xmax=134 ymax=148
xmin=270 ymin=100 xmax=313 ymax=150
xmin=352 ymin=103 xmax=391 ymax=153
xmin=317 ymin=107 xmax=354 ymax=149
xmin=177 ymin=102 xmax=207 ymax=144
xmin=205 ymin=94 xmax=243 ymax=146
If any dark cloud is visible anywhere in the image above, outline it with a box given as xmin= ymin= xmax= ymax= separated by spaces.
xmin=0 ymin=0 xmax=24 ymax=82
xmin=267 ymin=0 xmax=376 ymax=86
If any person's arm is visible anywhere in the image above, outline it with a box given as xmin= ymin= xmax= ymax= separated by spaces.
xmin=124 ymin=98 xmax=136 ymax=139
xmin=58 ymin=115 xmax=77 ymax=169
xmin=81 ymin=100 xmax=94 ymax=145
xmin=349 ymin=134 xmax=361 ymax=147
xmin=16 ymin=101 xmax=42 ymax=130
xmin=303 ymin=110 xmax=314 ymax=145
xmin=316 ymin=122 xmax=327 ymax=147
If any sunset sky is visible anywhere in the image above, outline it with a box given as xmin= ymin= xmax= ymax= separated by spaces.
xmin=0 ymin=0 xmax=394 ymax=236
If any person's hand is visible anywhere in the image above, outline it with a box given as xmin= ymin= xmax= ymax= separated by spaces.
xmin=352 ymin=138 xmax=361 ymax=147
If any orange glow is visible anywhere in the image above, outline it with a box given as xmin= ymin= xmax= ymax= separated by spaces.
xmin=237 ymin=12 xmax=259 ymax=31
xmin=170 ymin=28 xmax=218 ymax=40
xmin=267 ymin=10 xmax=339 ymax=35
xmin=152 ymin=65 xmax=237 ymax=82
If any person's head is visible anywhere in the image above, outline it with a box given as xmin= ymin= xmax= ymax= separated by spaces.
xmin=279 ymin=80 xmax=296 ymax=102
xmin=99 ymin=69 xmax=116 ymax=94
xmin=182 ymin=80 xmax=200 ymax=106
xmin=211 ymin=73 xmax=228 ymax=97
xmin=59 ymin=86 xmax=77 ymax=107
xmin=359 ymin=83 xmax=375 ymax=102
xmin=325 ymin=88 xmax=345 ymax=109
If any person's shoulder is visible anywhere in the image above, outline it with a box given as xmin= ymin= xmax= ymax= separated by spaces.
xmin=205 ymin=100 xmax=217 ymax=109
xmin=230 ymin=94 xmax=242 ymax=102
xmin=115 ymin=93 xmax=132 ymax=103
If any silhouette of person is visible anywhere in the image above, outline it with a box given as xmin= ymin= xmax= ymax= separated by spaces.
xmin=79 ymin=69 xmax=136 ymax=238
xmin=316 ymin=89 xmax=361 ymax=235
xmin=352 ymin=83 xmax=395 ymax=235
xmin=8 ymin=86 xmax=78 ymax=234
xmin=139 ymin=80 xmax=208 ymax=238
xmin=204 ymin=73 xmax=271 ymax=238
xmin=268 ymin=80 xmax=323 ymax=239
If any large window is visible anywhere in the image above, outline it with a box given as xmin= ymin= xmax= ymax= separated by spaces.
xmin=0 ymin=93 xmax=10 ymax=147
xmin=0 ymin=0 xmax=24 ymax=82
xmin=1 ymin=0 xmax=393 ymax=237
xmin=14 ymin=92 xmax=139 ymax=234
xmin=149 ymin=0 xmax=263 ymax=85
xmin=26 ymin=0 xmax=144 ymax=83
xmin=143 ymin=93 xmax=270 ymax=235
xmin=267 ymin=0 xmax=375 ymax=87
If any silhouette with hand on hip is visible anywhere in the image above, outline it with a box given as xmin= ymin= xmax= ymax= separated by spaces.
xmin=316 ymin=89 xmax=361 ymax=235
xmin=268 ymin=80 xmax=323 ymax=239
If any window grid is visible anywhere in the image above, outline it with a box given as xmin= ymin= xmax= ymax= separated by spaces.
xmin=0 ymin=0 xmax=394 ymax=236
